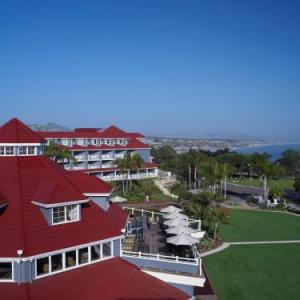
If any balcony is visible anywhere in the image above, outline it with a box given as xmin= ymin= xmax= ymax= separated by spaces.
xmin=120 ymin=208 xmax=205 ymax=287
xmin=75 ymin=155 xmax=86 ymax=161
xmin=88 ymin=155 xmax=100 ymax=161
xmin=101 ymin=154 xmax=114 ymax=160
xmin=115 ymin=153 xmax=125 ymax=159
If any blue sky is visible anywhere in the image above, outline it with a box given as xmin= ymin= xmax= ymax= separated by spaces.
xmin=0 ymin=0 xmax=299 ymax=139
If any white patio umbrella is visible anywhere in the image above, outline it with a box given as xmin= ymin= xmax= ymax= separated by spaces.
xmin=164 ymin=218 xmax=189 ymax=227
xmin=164 ymin=212 xmax=188 ymax=220
xmin=166 ymin=225 xmax=196 ymax=235
xmin=167 ymin=233 xmax=199 ymax=246
xmin=160 ymin=205 xmax=183 ymax=214
xmin=110 ymin=196 xmax=127 ymax=203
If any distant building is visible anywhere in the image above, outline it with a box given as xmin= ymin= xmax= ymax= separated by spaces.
xmin=37 ymin=126 xmax=158 ymax=181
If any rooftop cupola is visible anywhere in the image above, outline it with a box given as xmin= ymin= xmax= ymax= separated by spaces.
xmin=0 ymin=118 xmax=46 ymax=156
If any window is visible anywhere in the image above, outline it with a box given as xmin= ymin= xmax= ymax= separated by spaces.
xmin=36 ymin=257 xmax=49 ymax=276
xmin=52 ymin=205 xmax=79 ymax=224
xmin=78 ymin=248 xmax=89 ymax=265
xmin=91 ymin=244 xmax=101 ymax=261
xmin=66 ymin=205 xmax=78 ymax=221
xmin=102 ymin=242 xmax=112 ymax=258
xmin=5 ymin=147 xmax=14 ymax=155
xmin=27 ymin=146 xmax=35 ymax=155
xmin=65 ymin=250 xmax=77 ymax=268
xmin=0 ymin=262 xmax=12 ymax=280
xmin=0 ymin=147 xmax=4 ymax=155
xmin=52 ymin=206 xmax=65 ymax=224
xmin=35 ymin=240 xmax=114 ymax=278
xmin=19 ymin=146 xmax=27 ymax=155
xmin=51 ymin=254 xmax=63 ymax=273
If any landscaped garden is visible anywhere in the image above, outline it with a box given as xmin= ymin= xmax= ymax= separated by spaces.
xmin=204 ymin=244 xmax=300 ymax=300
xmin=228 ymin=177 xmax=295 ymax=190
xmin=111 ymin=179 xmax=173 ymax=202
xmin=220 ymin=209 xmax=300 ymax=242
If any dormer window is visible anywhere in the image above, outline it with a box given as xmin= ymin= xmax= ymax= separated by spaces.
xmin=52 ymin=204 xmax=79 ymax=225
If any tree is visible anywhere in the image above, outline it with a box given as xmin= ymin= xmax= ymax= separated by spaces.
xmin=294 ymin=177 xmax=300 ymax=192
xmin=114 ymin=155 xmax=129 ymax=195
xmin=45 ymin=143 xmax=76 ymax=165
xmin=278 ymin=149 xmax=300 ymax=177
xmin=128 ymin=153 xmax=144 ymax=191
xmin=114 ymin=152 xmax=145 ymax=195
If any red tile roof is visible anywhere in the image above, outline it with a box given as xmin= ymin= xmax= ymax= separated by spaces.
xmin=38 ymin=125 xmax=146 ymax=140
xmin=66 ymin=172 xmax=112 ymax=194
xmin=1 ymin=258 xmax=188 ymax=300
xmin=127 ymin=132 xmax=145 ymax=138
xmin=101 ymin=125 xmax=129 ymax=138
xmin=0 ymin=118 xmax=46 ymax=144
xmin=0 ymin=156 xmax=125 ymax=257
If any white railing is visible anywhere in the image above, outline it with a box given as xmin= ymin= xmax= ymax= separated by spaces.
xmin=121 ymin=250 xmax=199 ymax=265
xmin=72 ymin=166 xmax=85 ymax=170
xmin=102 ymin=155 xmax=114 ymax=160
xmin=75 ymin=155 xmax=86 ymax=161
xmin=115 ymin=154 xmax=125 ymax=159
xmin=123 ymin=207 xmax=201 ymax=231
xmin=88 ymin=155 xmax=100 ymax=160
xmin=88 ymin=165 xmax=100 ymax=169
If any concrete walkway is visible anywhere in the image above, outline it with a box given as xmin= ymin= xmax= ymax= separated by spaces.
xmin=154 ymin=179 xmax=179 ymax=199
xmin=199 ymin=240 xmax=300 ymax=257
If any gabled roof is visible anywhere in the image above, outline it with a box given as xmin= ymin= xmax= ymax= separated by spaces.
xmin=38 ymin=125 xmax=147 ymax=140
xmin=127 ymin=138 xmax=151 ymax=149
xmin=127 ymin=132 xmax=145 ymax=138
xmin=1 ymin=258 xmax=188 ymax=300
xmin=0 ymin=118 xmax=46 ymax=144
xmin=0 ymin=156 xmax=125 ymax=257
xmin=101 ymin=125 xmax=129 ymax=138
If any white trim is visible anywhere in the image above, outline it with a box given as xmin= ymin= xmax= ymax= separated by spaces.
xmin=51 ymin=204 xmax=80 ymax=225
xmin=31 ymin=199 xmax=89 ymax=208
xmin=0 ymin=143 xmax=42 ymax=146
xmin=34 ymin=240 xmax=114 ymax=280
xmin=84 ymin=193 xmax=111 ymax=197
xmin=143 ymin=270 xmax=205 ymax=287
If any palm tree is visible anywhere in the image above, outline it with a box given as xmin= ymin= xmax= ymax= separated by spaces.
xmin=45 ymin=143 xmax=76 ymax=166
xmin=114 ymin=154 xmax=130 ymax=195
xmin=128 ymin=153 xmax=144 ymax=191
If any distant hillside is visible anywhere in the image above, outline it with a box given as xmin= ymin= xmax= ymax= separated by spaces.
xmin=29 ymin=123 xmax=71 ymax=132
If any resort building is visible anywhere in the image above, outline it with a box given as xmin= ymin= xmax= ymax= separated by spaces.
xmin=0 ymin=118 xmax=205 ymax=299
xmin=37 ymin=126 xmax=158 ymax=181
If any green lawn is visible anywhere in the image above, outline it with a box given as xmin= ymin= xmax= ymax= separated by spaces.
xmin=228 ymin=177 xmax=295 ymax=190
xmin=220 ymin=209 xmax=300 ymax=242
xmin=204 ymin=244 xmax=300 ymax=300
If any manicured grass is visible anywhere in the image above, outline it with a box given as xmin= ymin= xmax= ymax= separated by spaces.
xmin=204 ymin=244 xmax=300 ymax=300
xmin=220 ymin=209 xmax=300 ymax=242
xmin=228 ymin=177 xmax=295 ymax=190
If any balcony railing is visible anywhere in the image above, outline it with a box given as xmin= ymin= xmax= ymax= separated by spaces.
xmin=102 ymin=154 xmax=114 ymax=160
xmin=88 ymin=155 xmax=100 ymax=161
xmin=121 ymin=250 xmax=199 ymax=265
xmin=123 ymin=207 xmax=201 ymax=231
xmin=75 ymin=155 xmax=86 ymax=161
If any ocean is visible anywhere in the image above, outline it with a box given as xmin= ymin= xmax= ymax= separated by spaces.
xmin=235 ymin=144 xmax=300 ymax=161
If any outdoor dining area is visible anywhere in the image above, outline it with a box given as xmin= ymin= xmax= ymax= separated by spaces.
xmin=122 ymin=205 xmax=205 ymax=259
xmin=160 ymin=205 xmax=203 ymax=258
